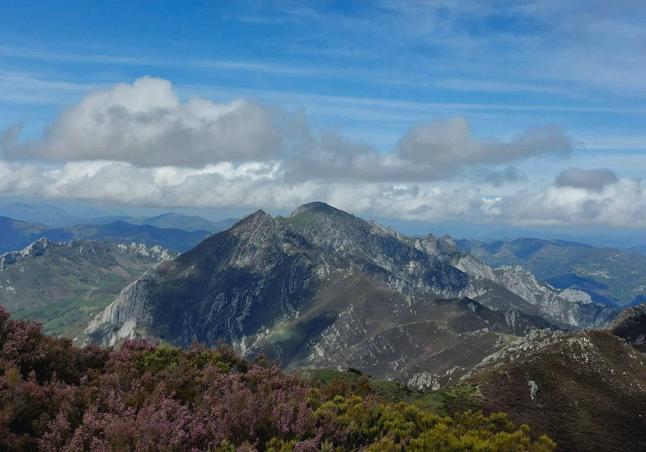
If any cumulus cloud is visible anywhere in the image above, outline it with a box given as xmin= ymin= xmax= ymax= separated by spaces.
xmin=7 ymin=77 xmax=282 ymax=167
xmin=554 ymin=167 xmax=618 ymax=191
xmin=3 ymin=77 xmax=572 ymax=183
xmin=492 ymin=178 xmax=646 ymax=227
xmin=398 ymin=118 xmax=572 ymax=168
xmin=285 ymin=117 xmax=571 ymax=182
xmin=3 ymin=76 xmax=640 ymax=228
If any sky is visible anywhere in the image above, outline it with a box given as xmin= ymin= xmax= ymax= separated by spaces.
xmin=1 ymin=0 xmax=646 ymax=231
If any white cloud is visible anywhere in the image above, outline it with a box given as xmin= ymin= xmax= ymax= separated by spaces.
xmin=7 ymin=77 xmax=281 ymax=167
xmin=3 ymin=77 xmax=572 ymax=184
xmin=398 ymin=117 xmax=571 ymax=168
xmin=1 ymin=158 xmax=644 ymax=228
xmin=0 ymin=77 xmax=642 ymax=228
xmin=285 ymin=117 xmax=570 ymax=182
xmin=494 ymin=178 xmax=646 ymax=227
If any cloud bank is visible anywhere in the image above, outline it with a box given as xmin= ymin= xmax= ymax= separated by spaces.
xmin=0 ymin=158 xmax=643 ymax=227
xmin=0 ymin=77 xmax=642 ymax=228
xmin=5 ymin=77 xmax=571 ymax=179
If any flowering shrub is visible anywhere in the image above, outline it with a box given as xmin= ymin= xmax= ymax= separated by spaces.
xmin=0 ymin=308 xmax=555 ymax=451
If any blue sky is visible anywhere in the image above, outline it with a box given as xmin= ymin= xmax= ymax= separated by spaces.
xmin=1 ymin=1 xmax=646 ymax=229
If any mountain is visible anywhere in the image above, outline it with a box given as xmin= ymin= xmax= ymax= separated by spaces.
xmin=0 ymin=216 xmax=71 ymax=253
xmin=417 ymin=235 xmax=616 ymax=329
xmin=62 ymin=221 xmax=210 ymax=252
xmin=85 ymin=202 xmax=612 ymax=385
xmin=0 ymin=200 xmax=80 ymax=225
xmin=0 ymin=238 xmax=171 ymax=338
xmin=458 ymin=237 xmax=646 ymax=307
xmin=0 ymin=216 xmax=210 ymax=253
xmin=456 ymin=327 xmax=646 ymax=451
xmin=87 ymin=213 xmax=238 ymax=233
xmin=134 ymin=213 xmax=237 ymax=232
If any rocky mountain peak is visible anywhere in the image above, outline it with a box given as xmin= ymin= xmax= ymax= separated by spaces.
xmin=229 ymin=209 xmax=278 ymax=239
xmin=239 ymin=209 xmax=272 ymax=223
xmin=289 ymin=201 xmax=342 ymax=218
xmin=0 ymin=237 xmax=50 ymax=269
xmin=415 ymin=233 xmax=458 ymax=257
xmin=284 ymin=202 xmax=375 ymax=252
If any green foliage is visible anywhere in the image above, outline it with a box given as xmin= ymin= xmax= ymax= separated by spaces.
xmin=138 ymin=343 xmax=182 ymax=372
xmin=309 ymin=395 xmax=556 ymax=451
xmin=0 ymin=308 xmax=555 ymax=451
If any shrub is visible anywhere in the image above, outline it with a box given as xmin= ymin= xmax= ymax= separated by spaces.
xmin=0 ymin=308 xmax=555 ymax=451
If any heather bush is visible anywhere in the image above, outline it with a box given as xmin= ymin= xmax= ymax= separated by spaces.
xmin=0 ymin=307 xmax=555 ymax=451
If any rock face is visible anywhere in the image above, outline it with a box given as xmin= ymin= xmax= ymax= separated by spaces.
xmin=415 ymin=234 xmax=616 ymax=328
xmin=85 ymin=202 xmax=612 ymax=383
xmin=0 ymin=239 xmax=171 ymax=338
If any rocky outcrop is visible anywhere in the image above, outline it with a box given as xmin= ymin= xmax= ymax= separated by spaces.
xmin=0 ymin=237 xmax=50 ymax=269
xmin=0 ymin=238 xmax=171 ymax=271
xmin=85 ymin=272 xmax=159 ymax=345
xmin=490 ymin=265 xmax=616 ymax=328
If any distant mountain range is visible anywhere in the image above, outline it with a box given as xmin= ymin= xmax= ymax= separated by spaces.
xmin=86 ymin=212 xmax=238 ymax=233
xmin=0 ymin=239 xmax=170 ymax=338
xmin=458 ymin=237 xmax=646 ymax=307
xmin=85 ymin=202 xmax=616 ymax=386
xmin=0 ymin=216 xmax=217 ymax=253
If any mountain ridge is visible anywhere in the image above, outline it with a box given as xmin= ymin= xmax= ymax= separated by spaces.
xmin=0 ymin=238 xmax=171 ymax=337
xmin=0 ymin=216 xmax=211 ymax=253
xmin=459 ymin=237 xmax=646 ymax=307
xmin=85 ymin=202 xmax=616 ymax=386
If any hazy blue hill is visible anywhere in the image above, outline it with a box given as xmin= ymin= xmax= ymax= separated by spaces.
xmin=0 ymin=216 xmax=210 ymax=253
xmin=0 ymin=216 xmax=72 ymax=253
xmin=0 ymin=200 xmax=79 ymax=225
xmin=86 ymin=213 xmax=238 ymax=233
xmin=137 ymin=213 xmax=237 ymax=232
xmin=629 ymin=245 xmax=646 ymax=256
xmin=64 ymin=221 xmax=210 ymax=252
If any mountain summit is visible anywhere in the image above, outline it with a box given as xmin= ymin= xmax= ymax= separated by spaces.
xmin=85 ymin=202 xmax=615 ymax=384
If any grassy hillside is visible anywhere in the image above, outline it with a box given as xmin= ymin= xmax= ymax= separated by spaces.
xmin=454 ymin=330 xmax=646 ymax=452
xmin=0 ymin=240 xmax=168 ymax=338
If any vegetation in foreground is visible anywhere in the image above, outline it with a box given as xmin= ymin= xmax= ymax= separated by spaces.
xmin=0 ymin=307 xmax=555 ymax=451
